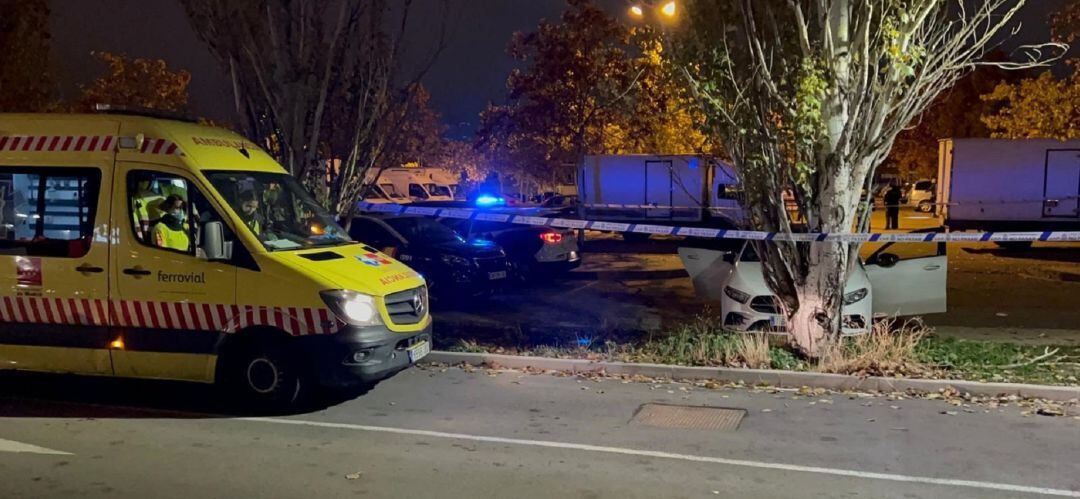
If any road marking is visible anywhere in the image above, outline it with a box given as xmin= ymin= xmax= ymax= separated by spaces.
xmin=242 ymin=417 xmax=1079 ymax=497
xmin=0 ymin=438 xmax=71 ymax=456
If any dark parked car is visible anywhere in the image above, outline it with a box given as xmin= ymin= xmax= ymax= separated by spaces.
xmin=348 ymin=215 xmax=509 ymax=301
xmin=441 ymin=218 xmax=581 ymax=282
xmin=399 ymin=201 xmax=582 ymax=282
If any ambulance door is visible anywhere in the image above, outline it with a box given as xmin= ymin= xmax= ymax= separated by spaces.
xmin=0 ymin=165 xmax=113 ymax=375
xmin=109 ymin=162 xmax=237 ymax=382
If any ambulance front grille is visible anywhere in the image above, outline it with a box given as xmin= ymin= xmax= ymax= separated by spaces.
xmin=384 ymin=285 xmax=427 ymax=325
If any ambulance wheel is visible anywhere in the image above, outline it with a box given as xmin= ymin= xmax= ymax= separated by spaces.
xmin=224 ymin=339 xmax=307 ymax=412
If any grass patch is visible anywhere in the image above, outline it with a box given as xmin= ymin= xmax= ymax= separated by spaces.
xmin=442 ymin=314 xmax=1079 ymax=386
xmin=917 ymin=336 xmax=1080 ymax=385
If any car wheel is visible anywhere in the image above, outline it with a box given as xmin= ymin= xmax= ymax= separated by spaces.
xmin=224 ymin=339 xmax=307 ymax=412
xmin=917 ymin=200 xmax=932 ymax=213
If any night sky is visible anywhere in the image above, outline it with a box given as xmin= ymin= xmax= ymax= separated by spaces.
xmin=50 ymin=0 xmax=1072 ymax=139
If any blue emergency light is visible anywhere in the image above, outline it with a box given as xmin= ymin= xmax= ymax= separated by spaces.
xmin=475 ymin=195 xmax=506 ymax=207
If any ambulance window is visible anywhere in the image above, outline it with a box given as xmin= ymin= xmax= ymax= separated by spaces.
xmin=408 ymin=184 xmax=429 ymax=199
xmin=0 ymin=167 xmax=101 ymax=258
xmin=127 ymin=170 xmax=215 ymax=256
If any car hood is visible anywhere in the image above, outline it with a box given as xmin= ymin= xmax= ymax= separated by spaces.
xmin=269 ymin=243 xmax=427 ymax=297
xmin=728 ymin=261 xmax=870 ymax=297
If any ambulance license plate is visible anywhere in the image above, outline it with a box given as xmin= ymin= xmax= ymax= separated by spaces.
xmin=488 ymin=271 xmax=507 ymax=280
xmin=407 ymin=340 xmax=430 ymax=363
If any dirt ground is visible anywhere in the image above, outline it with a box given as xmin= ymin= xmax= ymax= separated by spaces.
xmin=435 ymin=209 xmax=1080 ymax=348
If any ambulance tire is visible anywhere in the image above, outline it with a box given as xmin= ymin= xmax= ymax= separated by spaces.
xmin=223 ymin=338 xmax=308 ymax=412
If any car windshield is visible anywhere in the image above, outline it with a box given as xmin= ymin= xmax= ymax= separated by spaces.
xmin=914 ymin=181 xmax=933 ymax=191
xmin=385 ymin=217 xmax=463 ymax=245
xmin=739 ymin=243 xmax=761 ymax=262
xmin=206 ymin=171 xmax=352 ymax=251
xmin=425 ymin=183 xmax=452 ymax=197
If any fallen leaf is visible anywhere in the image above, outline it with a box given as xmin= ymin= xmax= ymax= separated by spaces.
xmin=345 ymin=472 xmax=362 ymax=480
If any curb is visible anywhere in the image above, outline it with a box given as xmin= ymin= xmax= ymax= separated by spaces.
xmin=426 ymin=351 xmax=1080 ymax=402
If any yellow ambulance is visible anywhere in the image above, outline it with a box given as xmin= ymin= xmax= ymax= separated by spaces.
xmin=0 ymin=109 xmax=431 ymax=408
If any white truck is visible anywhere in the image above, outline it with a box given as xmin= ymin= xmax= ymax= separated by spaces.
xmin=578 ymin=155 xmax=745 ymax=233
xmin=377 ymin=167 xmax=456 ymax=202
xmin=937 ymin=138 xmax=1080 ymax=246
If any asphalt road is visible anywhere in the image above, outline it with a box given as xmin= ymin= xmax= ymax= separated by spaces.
xmin=2 ymin=366 xmax=1078 ymax=498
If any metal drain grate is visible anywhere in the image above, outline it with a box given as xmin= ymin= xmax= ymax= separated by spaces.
xmin=631 ymin=404 xmax=746 ymax=431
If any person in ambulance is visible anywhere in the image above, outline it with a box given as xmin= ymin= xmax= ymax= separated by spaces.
xmin=152 ymin=195 xmax=191 ymax=251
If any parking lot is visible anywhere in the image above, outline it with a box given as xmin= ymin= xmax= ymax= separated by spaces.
xmin=435 ymin=208 xmax=1080 ymax=349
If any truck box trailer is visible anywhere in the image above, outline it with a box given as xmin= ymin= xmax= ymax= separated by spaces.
xmin=937 ymin=138 xmax=1080 ymax=232
xmin=578 ymin=155 xmax=744 ymax=228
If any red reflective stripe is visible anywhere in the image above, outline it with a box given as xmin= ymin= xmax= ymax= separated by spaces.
xmin=73 ymin=136 xmax=87 ymax=151
xmin=99 ymin=136 xmax=113 ymax=151
xmin=21 ymin=136 xmax=34 ymax=151
xmin=301 ymin=308 xmax=315 ymax=335
xmin=40 ymin=297 xmax=56 ymax=324
xmin=9 ymin=137 xmax=22 ymax=150
xmin=1 ymin=297 xmax=15 ymax=322
xmin=173 ymin=302 xmax=189 ymax=329
xmin=272 ymin=309 xmax=284 ymax=330
xmin=108 ymin=300 xmax=120 ymax=327
xmin=81 ymin=299 xmax=96 ymax=326
xmin=286 ymin=307 xmax=299 ymax=335
xmin=86 ymin=136 xmax=99 ymax=151
xmin=165 ymin=143 xmax=178 ymax=155
xmin=135 ymin=301 xmax=152 ymax=329
xmin=215 ymin=304 xmax=229 ymax=331
xmin=152 ymin=139 xmax=165 ymax=154
xmin=0 ymin=137 xmax=8 ymax=150
xmin=16 ymin=297 xmax=32 ymax=323
xmin=47 ymin=136 xmax=61 ymax=151
xmin=60 ymin=299 xmax=73 ymax=324
xmin=33 ymin=136 xmax=46 ymax=151
xmin=66 ymin=298 xmax=80 ymax=324
xmin=156 ymin=302 xmax=173 ymax=329
xmin=199 ymin=303 xmax=214 ymax=330
xmin=94 ymin=300 xmax=107 ymax=326
xmin=60 ymin=136 xmax=73 ymax=151
xmin=124 ymin=300 xmax=138 ymax=327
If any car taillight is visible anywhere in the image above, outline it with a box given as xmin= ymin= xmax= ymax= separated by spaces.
xmin=540 ymin=232 xmax=563 ymax=244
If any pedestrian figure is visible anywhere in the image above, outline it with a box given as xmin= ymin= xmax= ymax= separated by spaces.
xmin=883 ymin=182 xmax=902 ymax=230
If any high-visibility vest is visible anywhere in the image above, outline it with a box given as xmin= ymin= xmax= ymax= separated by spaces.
xmin=152 ymin=222 xmax=190 ymax=251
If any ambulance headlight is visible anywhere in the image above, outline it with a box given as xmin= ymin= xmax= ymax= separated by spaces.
xmin=320 ymin=290 xmax=382 ymax=327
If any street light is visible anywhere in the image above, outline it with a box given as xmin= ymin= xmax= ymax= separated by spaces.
xmin=660 ymin=1 xmax=676 ymax=17
xmin=626 ymin=1 xmax=678 ymax=22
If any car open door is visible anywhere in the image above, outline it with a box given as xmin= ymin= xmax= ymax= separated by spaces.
xmin=865 ymin=241 xmax=947 ymax=316
xmin=677 ymin=240 xmax=743 ymax=300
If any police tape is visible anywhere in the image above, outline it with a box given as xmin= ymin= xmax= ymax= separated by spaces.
xmin=355 ymin=203 xmax=1080 ymax=243
xmin=583 ymin=195 xmax=1080 ymax=211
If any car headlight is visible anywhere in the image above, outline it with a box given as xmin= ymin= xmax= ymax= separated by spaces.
xmin=843 ymin=287 xmax=868 ymax=305
xmin=724 ymin=286 xmax=750 ymax=304
xmin=320 ymin=290 xmax=383 ymax=327
xmin=440 ymin=254 xmax=470 ymax=267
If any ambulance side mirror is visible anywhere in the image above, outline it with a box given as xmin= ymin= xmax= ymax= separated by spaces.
xmin=201 ymin=221 xmax=229 ymax=261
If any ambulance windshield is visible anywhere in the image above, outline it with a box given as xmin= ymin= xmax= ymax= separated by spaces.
xmin=206 ymin=171 xmax=352 ymax=251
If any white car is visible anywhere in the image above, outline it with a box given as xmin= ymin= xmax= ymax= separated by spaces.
xmin=678 ymin=241 xmax=947 ymax=335
xmin=906 ymin=179 xmax=936 ymax=213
